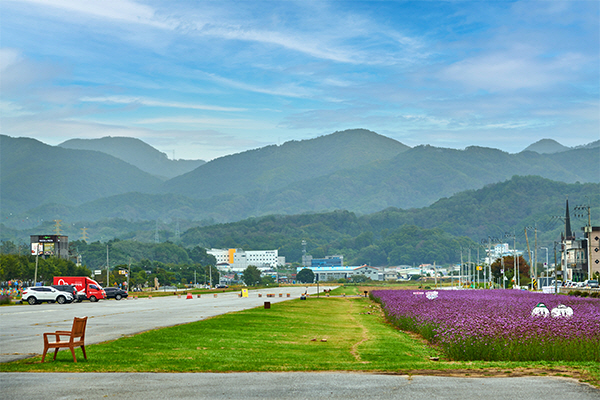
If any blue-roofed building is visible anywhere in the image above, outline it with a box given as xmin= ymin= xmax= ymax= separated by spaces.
xmin=311 ymin=255 xmax=343 ymax=269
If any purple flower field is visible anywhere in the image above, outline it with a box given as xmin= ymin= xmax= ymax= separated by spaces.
xmin=371 ymin=289 xmax=600 ymax=361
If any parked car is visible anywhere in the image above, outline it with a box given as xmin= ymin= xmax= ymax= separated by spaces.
xmin=585 ymin=280 xmax=599 ymax=288
xmin=51 ymin=284 xmax=81 ymax=302
xmin=104 ymin=287 xmax=128 ymax=300
xmin=22 ymin=286 xmax=74 ymax=305
xmin=215 ymin=284 xmax=228 ymax=289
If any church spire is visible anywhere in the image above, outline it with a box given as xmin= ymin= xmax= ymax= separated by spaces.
xmin=565 ymin=199 xmax=574 ymax=240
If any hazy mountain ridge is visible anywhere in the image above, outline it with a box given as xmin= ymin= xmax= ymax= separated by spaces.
xmin=2 ymin=131 xmax=598 ymax=229
xmin=0 ymin=135 xmax=162 ymax=213
xmin=158 ymin=129 xmax=410 ymax=198
xmin=179 ymin=176 xmax=599 ymax=263
xmin=523 ymin=138 xmax=600 ymax=154
xmin=9 ymin=144 xmax=598 ymax=227
xmin=523 ymin=139 xmax=570 ymax=154
xmin=59 ymin=136 xmax=205 ymax=179
xmin=3 ymin=176 xmax=597 ymax=258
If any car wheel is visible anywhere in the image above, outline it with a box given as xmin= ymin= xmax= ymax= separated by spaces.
xmin=56 ymin=295 xmax=66 ymax=304
xmin=27 ymin=297 xmax=37 ymax=305
xmin=115 ymin=294 xmax=122 ymax=300
xmin=90 ymin=296 xmax=97 ymax=302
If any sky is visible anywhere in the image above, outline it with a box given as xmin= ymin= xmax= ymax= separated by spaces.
xmin=1 ymin=0 xmax=598 ymax=161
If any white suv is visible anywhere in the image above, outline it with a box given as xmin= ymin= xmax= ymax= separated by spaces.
xmin=22 ymin=286 xmax=74 ymax=305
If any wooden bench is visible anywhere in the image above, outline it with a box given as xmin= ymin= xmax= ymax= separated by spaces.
xmin=42 ymin=316 xmax=88 ymax=362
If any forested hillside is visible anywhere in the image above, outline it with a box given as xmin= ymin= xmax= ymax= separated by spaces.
xmin=0 ymin=135 xmax=162 ymax=213
xmin=59 ymin=137 xmax=205 ymax=179
xmin=11 ymin=143 xmax=598 ymax=227
xmin=2 ymin=177 xmax=597 ymax=268
xmin=158 ymin=129 xmax=410 ymax=198
xmin=179 ymin=176 xmax=598 ymax=266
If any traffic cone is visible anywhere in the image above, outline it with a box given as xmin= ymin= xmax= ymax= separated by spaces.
xmin=186 ymin=292 xmax=193 ymax=299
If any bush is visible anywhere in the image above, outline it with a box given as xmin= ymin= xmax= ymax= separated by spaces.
xmin=0 ymin=295 xmax=12 ymax=305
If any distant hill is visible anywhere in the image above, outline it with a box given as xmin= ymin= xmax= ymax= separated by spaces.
xmin=12 ymin=145 xmax=599 ymax=227
xmin=178 ymin=175 xmax=599 ymax=265
xmin=523 ymin=139 xmax=570 ymax=154
xmin=3 ymin=130 xmax=598 ymax=231
xmin=0 ymin=135 xmax=162 ymax=213
xmin=59 ymin=136 xmax=205 ymax=179
xmin=159 ymin=129 xmax=410 ymax=198
xmin=179 ymin=144 xmax=597 ymax=220
xmin=4 ymin=176 xmax=596 ymax=267
xmin=575 ymin=139 xmax=600 ymax=150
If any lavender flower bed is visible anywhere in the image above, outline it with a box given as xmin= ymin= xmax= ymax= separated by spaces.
xmin=372 ymin=289 xmax=600 ymax=361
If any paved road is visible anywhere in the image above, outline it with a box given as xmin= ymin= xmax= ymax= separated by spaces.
xmin=0 ymin=286 xmax=336 ymax=363
xmin=1 ymin=373 xmax=598 ymax=400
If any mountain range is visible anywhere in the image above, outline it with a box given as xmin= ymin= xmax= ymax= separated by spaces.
xmin=59 ymin=137 xmax=205 ymax=179
xmin=1 ymin=130 xmax=598 ymax=237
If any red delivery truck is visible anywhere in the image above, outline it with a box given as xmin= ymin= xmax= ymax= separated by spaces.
xmin=53 ymin=276 xmax=106 ymax=302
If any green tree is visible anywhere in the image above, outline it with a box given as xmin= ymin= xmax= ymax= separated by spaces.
xmin=296 ymin=268 xmax=314 ymax=284
xmin=261 ymin=275 xmax=275 ymax=286
xmin=242 ymin=265 xmax=262 ymax=286
xmin=351 ymin=274 xmax=370 ymax=283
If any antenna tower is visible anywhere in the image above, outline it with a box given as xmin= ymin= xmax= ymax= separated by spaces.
xmin=80 ymin=227 xmax=89 ymax=242
xmin=53 ymin=219 xmax=62 ymax=235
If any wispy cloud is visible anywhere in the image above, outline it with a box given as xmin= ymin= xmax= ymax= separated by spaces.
xmin=442 ymin=49 xmax=588 ymax=92
xmin=14 ymin=0 xmax=174 ymax=29
xmin=1 ymin=0 xmax=598 ymax=159
xmin=80 ymin=96 xmax=246 ymax=112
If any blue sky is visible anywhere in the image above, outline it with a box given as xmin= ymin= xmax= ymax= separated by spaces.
xmin=1 ymin=0 xmax=598 ymax=161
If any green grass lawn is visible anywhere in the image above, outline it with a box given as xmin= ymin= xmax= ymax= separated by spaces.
xmin=2 ymin=296 xmax=598 ymax=386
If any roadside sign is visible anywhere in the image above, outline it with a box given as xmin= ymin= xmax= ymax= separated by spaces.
xmin=94 ymin=270 xmax=102 ymax=275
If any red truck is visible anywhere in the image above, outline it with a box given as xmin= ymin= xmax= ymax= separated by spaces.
xmin=53 ymin=276 xmax=106 ymax=302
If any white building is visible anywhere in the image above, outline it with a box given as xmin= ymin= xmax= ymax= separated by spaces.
xmin=207 ymin=248 xmax=283 ymax=272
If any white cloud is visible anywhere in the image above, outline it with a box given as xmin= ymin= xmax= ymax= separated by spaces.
xmin=441 ymin=52 xmax=572 ymax=92
xmin=13 ymin=0 xmax=173 ymax=29
xmin=0 ymin=48 xmax=21 ymax=72
xmin=136 ymin=116 xmax=275 ymax=131
xmin=202 ymin=72 xmax=318 ymax=99
xmin=80 ymin=96 xmax=246 ymax=112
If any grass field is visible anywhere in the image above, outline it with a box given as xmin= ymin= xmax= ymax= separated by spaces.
xmin=2 ymin=292 xmax=598 ymax=387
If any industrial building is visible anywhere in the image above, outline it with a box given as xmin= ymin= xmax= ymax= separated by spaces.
xmin=207 ymin=248 xmax=285 ymax=272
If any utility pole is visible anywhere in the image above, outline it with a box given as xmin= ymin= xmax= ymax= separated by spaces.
xmin=525 ymin=227 xmax=532 ymax=289
xmin=468 ymin=248 xmax=471 ymax=287
xmin=575 ymin=203 xmax=592 ymax=280
xmin=127 ymin=258 xmax=131 ymax=292
xmin=554 ymin=242 xmax=558 ymax=294
xmin=434 ymin=261 xmax=437 ymax=289
xmin=34 ymin=251 xmax=39 ymax=286
xmin=534 ymin=225 xmax=538 ymax=286
xmin=106 ymin=244 xmax=110 ymax=287
xmin=458 ymin=247 xmax=464 ymax=287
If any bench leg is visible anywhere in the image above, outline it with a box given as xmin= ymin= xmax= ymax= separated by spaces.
xmin=70 ymin=347 xmax=77 ymax=363
xmin=53 ymin=348 xmax=59 ymax=361
xmin=81 ymin=345 xmax=87 ymax=360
